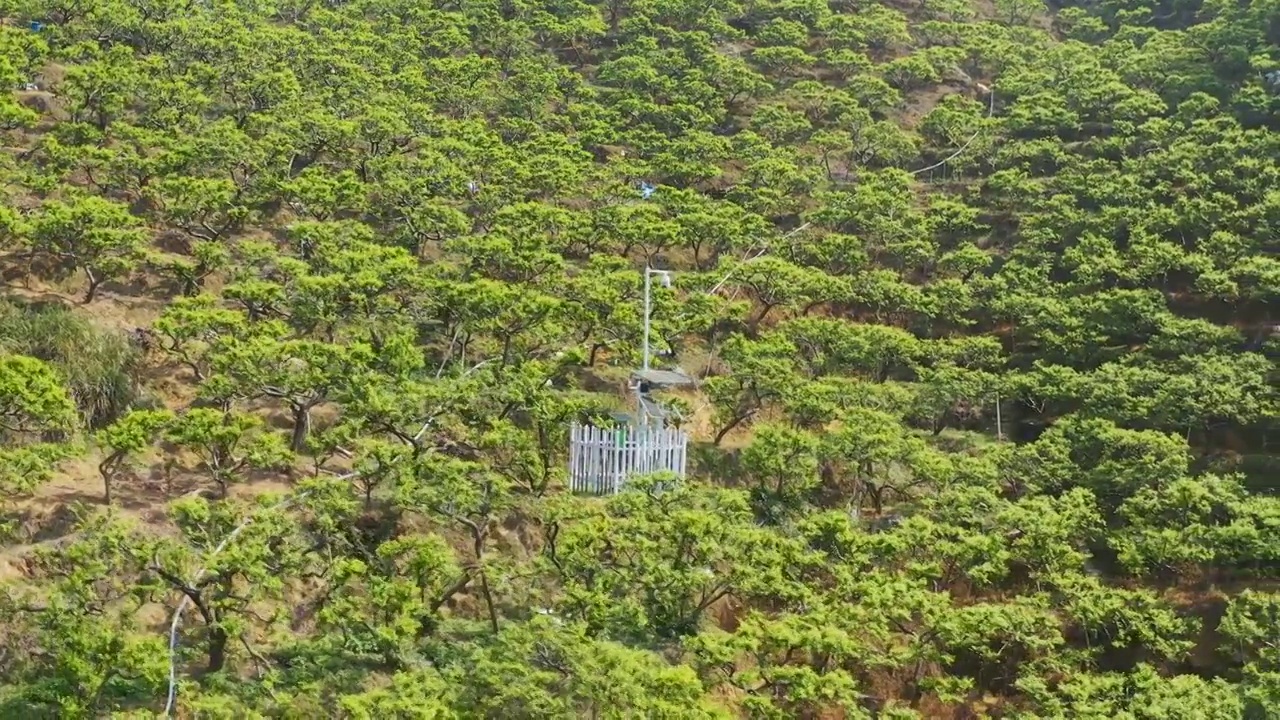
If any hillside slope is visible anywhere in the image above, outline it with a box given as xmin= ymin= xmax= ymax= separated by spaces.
xmin=0 ymin=0 xmax=1274 ymax=716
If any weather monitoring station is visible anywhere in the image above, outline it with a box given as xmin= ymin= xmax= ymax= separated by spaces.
xmin=568 ymin=267 xmax=693 ymax=495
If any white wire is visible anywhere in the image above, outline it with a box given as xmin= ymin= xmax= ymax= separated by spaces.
xmin=695 ymin=83 xmax=994 ymax=396
xmin=909 ymin=88 xmax=995 ymax=177
xmin=705 ymin=222 xmax=811 ymax=296
xmin=162 ymin=484 xmax=338 ymax=715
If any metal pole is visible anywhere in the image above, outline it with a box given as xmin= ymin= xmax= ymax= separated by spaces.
xmin=642 ymin=267 xmax=652 ymax=371
xmin=995 ymin=391 xmax=1003 ymax=441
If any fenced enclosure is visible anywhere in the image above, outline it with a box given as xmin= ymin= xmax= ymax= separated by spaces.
xmin=568 ymin=422 xmax=688 ymax=495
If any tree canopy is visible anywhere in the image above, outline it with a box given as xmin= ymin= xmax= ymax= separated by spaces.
xmin=0 ymin=0 xmax=1274 ymax=715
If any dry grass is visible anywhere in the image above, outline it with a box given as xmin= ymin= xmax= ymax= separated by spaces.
xmin=0 ymin=268 xmax=167 ymax=332
xmin=895 ymin=82 xmax=968 ymax=130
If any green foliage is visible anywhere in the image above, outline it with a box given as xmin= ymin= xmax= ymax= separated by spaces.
xmin=26 ymin=194 xmax=149 ymax=303
xmin=449 ymin=617 xmax=726 ymax=718
xmin=0 ymin=516 xmax=169 ymax=718
xmin=0 ymin=353 xmax=77 ymax=435
xmin=96 ymin=409 xmax=172 ymax=504
xmin=0 ymin=0 xmax=1275 ymax=715
xmin=165 ymin=409 xmax=292 ymax=497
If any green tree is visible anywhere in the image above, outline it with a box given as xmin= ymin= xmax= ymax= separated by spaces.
xmin=165 ymin=409 xmax=292 ymax=498
xmin=0 ymin=516 xmax=168 ymax=718
xmin=95 ymin=409 xmax=171 ymax=505
xmin=0 ymin=354 xmax=77 ymax=436
xmin=27 ymin=195 xmax=149 ymax=303
xmin=741 ymin=424 xmax=820 ymax=523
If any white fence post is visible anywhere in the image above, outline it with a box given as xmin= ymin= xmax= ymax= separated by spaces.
xmin=568 ymin=422 xmax=689 ymax=496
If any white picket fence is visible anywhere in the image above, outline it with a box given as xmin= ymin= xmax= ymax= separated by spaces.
xmin=568 ymin=423 xmax=689 ymax=495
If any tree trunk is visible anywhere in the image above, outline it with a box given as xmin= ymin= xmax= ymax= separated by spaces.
xmin=160 ymin=574 xmax=228 ymax=674
xmin=290 ymin=404 xmax=312 ymax=453
xmin=714 ymin=412 xmax=751 ymax=445
xmin=748 ymin=303 xmax=776 ymax=332
xmin=479 ymin=569 xmax=499 ymax=633
xmin=868 ymin=484 xmax=884 ymax=515
xmin=98 ymin=453 xmax=121 ymax=505
xmin=83 ymin=269 xmax=102 ymax=304
xmin=207 ymin=624 xmax=228 ymax=673
xmin=473 ymin=529 xmax=499 ymax=634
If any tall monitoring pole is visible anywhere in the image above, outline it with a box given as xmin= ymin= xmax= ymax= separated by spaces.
xmin=642 ymin=266 xmax=671 ymax=371
xmin=643 ymin=267 xmax=651 ymax=372
xmin=639 ymin=267 xmax=672 ymax=427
